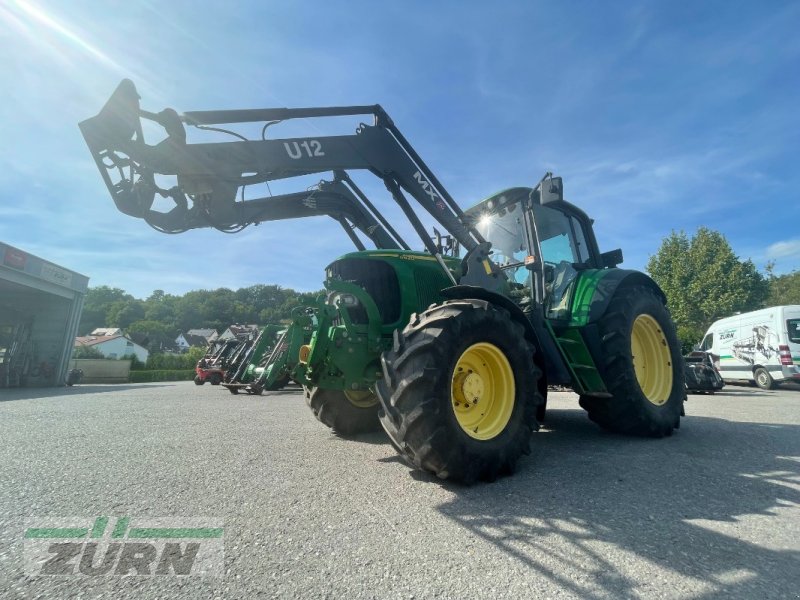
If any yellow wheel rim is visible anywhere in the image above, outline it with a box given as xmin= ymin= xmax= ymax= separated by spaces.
xmin=451 ymin=342 xmax=515 ymax=440
xmin=344 ymin=389 xmax=378 ymax=408
xmin=631 ymin=314 xmax=673 ymax=406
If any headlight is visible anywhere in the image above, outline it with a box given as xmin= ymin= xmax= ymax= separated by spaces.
xmin=327 ymin=292 xmax=360 ymax=307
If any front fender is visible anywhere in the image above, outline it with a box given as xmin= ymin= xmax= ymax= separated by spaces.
xmin=440 ymin=285 xmax=544 ymax=359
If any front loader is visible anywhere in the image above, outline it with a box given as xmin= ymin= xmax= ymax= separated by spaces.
xmin=223 ymin=313 xmax=314 ymax=395
xmin=80 ymin=80 xmax=685 ymax=483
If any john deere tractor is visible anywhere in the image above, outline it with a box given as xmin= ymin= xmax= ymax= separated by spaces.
xmin=80 ymin=80 xmax=685 ymax=483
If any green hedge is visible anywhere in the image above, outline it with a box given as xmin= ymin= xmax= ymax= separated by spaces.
xmin=129 ymin=369 xmax=195 ymax=383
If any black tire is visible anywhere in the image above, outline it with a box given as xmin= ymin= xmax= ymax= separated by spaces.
xmin=376 ymin=299 xmax=542 ymax=484
xmin=579 ymin=285 xmax=684 ymax=437
xmin=753 ymin=367 xmax=774 ymax=390
xmin=194 ymin=376 xmax=204 ymax=386
xmin=209 ymin=373 xmax=222 ymax=386
xmin=305 ymin=386 xmax=381 ymax=436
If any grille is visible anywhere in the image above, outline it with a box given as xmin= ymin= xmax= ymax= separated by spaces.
xmin=414 ymin=269 xmax=447 ymax=311
xmin=328 ymin=258 xmax=401 ymax=325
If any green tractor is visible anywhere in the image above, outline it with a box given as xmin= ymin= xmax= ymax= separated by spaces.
xmin=80 ymin=80 xmax=685 ymax=483
xmin=223 ymin=313 xmax=314 ymax=395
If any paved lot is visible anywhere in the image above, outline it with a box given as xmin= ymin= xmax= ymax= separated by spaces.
xmin=0 ymin=381 xmax=798 ymax=599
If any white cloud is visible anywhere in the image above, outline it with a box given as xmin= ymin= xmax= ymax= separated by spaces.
xmin=766 ymin=240 xmax=800 ymax=260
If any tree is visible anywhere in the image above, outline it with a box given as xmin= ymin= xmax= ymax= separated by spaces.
xmin=647 ymin=228 xmax=769 ymax=352
xmin=79 ymin=286 xmax=133 ymax=334
xmin=144 ymin=289 xmax=179 ymax=327
xmin=766 ymin=268 xmax=800 ymax=305
xmin=78 ymin=283 xmax=325 ymax=344
xmin=106 ymin=299 xmax=146 ymax=329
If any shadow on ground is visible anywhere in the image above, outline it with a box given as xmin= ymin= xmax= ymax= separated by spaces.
xmin=0 ymin=384 xmax=173 ymax=402
xmin=425 ymin=408 xmax=800 ymax=598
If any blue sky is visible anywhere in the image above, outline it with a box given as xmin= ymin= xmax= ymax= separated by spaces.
xmin=1 ymin=0 xmax=798 ymax=299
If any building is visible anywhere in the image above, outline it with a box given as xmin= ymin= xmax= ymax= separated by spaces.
xmin=1 ymin=241 xmax=89 ymax=388
xmin=218 ymin=324 xmax=260 ymax=342
xmin=74 ymin=334 xmax=149 ymax=363
xmin=186 ymin=328 xmax=218 ymax=342
xmin=175 ymin=332 xmax=212 ymax=352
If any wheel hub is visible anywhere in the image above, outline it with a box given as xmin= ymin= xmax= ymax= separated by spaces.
xmin=453 ymin=371 xmax=485 ymax=408
xmin=344 ymin=389 xmax=378 ymax=408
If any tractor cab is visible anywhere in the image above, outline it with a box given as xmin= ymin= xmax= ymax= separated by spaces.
xmin=467 ymin=177 xmax=614 ymax=321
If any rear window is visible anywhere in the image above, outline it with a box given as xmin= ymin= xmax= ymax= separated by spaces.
xmin=788 ymin=319 xmax=800 ymax=344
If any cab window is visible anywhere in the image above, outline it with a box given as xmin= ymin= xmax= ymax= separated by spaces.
xmin=570 ymin=216 xmax=590 ymax=263
xmin=788 ymin=319 xmax=800 ymax=344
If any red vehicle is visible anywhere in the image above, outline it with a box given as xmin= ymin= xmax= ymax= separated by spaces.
xmin=194 ymin=358 xmax=224 ymax=386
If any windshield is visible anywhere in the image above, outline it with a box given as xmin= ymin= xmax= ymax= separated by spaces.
xmin=474 ymin=202 xmax=530 ymax=284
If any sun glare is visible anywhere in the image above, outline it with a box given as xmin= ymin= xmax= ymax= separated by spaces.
xmin=2 ymin=0 xmax=121 ymax=71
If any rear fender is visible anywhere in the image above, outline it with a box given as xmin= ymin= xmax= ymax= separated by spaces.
xmin=571 ymin=269 xmax=667 ymax=326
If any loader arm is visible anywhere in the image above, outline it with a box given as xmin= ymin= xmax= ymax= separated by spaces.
xmin=79 ymin=80 xmax=483 ymax=260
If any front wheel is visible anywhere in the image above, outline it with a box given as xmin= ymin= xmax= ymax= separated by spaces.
xmin=753 ymin=367 xmax=774 ymax=390
xmin=305 ymin=386 xmax=381 ymax=436
xmin=579 ymin=285 xmax=684 ymax=437
xmin=376 ymin=299 xmax=542 ymax=483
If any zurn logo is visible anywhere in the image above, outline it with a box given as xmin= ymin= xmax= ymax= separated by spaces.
xmin=24 ymin=516 xmax=224 ymax=576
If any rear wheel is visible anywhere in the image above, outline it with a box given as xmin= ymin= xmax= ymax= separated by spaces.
xmin=305 ymin=386 xmax=381 ymax=436
xmin=753 ymin=367 xmax=774 ymax=390
xmin=579 ymin=285 xmax=683 ymax=437
xmin=194 ymin=375 xmax=204 ymax=386
xmin=376 ymin=299 xmax=542 ymax=483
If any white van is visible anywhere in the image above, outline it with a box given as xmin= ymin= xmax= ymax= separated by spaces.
xmin=699 ymin=305 xmax=800 ymax=389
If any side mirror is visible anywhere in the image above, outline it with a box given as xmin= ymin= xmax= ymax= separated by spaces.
xmin=601 ymin=248 xmax=623 ymax=268
xmin=540 ymin=177 xmax=563 ymax=204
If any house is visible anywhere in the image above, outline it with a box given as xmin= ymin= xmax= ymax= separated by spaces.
xmin=74 ymin=334 xmax=149 ymax=363
xmin=174 ymin=332 xmax=212 ymax=353
xmin=218 ymin=324 xmax=260 ymax=342
xmin=187 ymin=328 xmax=218 ymax=342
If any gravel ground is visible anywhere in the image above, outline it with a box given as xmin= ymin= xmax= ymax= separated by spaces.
xmin=0 ymin=381 xmax=798 ymax=599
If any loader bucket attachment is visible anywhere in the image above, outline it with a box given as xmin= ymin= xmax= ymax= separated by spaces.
xmin=80 ymin=78 xmax=142 ymax=149
xmin=79 ymin=79 xmax=145 ymax=217
xmin=78 ymin=79 xmax=190 ymax=227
